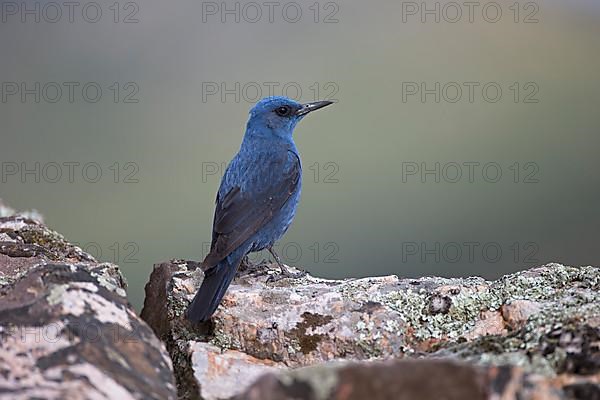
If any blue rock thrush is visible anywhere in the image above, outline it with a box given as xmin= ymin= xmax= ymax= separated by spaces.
xmin=186 ymin=96 xmax=333 ymax=322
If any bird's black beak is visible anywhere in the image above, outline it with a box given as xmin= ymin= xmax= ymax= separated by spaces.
xmin=296 ymin=100 xmax=334 ymax=116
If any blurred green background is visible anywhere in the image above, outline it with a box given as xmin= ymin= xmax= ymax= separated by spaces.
xmin=1 ymin=0 xmax=599 ymax=310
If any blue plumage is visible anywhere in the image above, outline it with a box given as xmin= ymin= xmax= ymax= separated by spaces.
xmin=187 ymin=96 xmax=333 ymax=322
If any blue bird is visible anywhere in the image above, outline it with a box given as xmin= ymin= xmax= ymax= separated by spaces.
xmin=187 ymin=96 xmax=333 ymax=322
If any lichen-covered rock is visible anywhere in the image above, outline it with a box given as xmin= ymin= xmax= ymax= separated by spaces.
xmin=142 ymin=260 xmax=599 ymax=399
xmin=234 ymin=359 xmax=563 ymax=400
xmin=0 ymin=214 xmax=177 ymax=399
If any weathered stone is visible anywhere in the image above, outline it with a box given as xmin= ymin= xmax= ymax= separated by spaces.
xmin=191 ymin=342 xmax=285 ymax=400
xmin=0 ymin=213 xmax=177 ymax=399
xmin=141 ymin=260 xmax=204 ymax=400
xmin=501 ymin=299 xmax=542 ymax=330
xmin=234 ymin=359 xmax=565 ymax=400
xmin=142 ymin=260 xmax=600 ymax=399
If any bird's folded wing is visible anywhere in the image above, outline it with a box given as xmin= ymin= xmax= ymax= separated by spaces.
xmin=201 ymin=152 xmax=300 ymax=269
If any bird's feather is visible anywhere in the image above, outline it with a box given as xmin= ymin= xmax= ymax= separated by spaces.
xmin=201 ymin=150 xmax=301 ymax=268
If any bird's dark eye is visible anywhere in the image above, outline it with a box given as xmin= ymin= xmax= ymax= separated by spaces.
xmin=274 ymin=106 xmax=292 ymax=117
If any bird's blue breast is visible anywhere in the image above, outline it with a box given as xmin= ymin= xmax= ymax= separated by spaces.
xmin=251 ymin=172 xmax=301 ymax=251
xmin=248 ymin=149 xmax=301 ymax=252
xmin=219 ymin=140 xmax=302 ymax=253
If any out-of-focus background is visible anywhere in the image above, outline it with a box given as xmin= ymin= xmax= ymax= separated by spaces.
xmin=1 ymin=0 xmax=599 ymax=310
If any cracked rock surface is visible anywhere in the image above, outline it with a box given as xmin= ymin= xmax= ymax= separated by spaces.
xmin=142 ymin=260 xmax=599 ymax=400
xmin=0 ymin=208 xmax=177 ymax=400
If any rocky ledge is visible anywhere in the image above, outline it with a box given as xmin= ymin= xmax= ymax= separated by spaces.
xmin=142 ymin=260 xmax=599 ymax=400
xmin=0 ymin=201 xmax=177 ymax=399
xmin=1 ymin=198 xmax=598 ymax=400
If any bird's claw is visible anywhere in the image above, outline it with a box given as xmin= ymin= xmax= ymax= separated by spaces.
xmin=237 ymin=257 xmax=271 ymax=277
xmin=266 ymin=268 xmax=306 ymax=283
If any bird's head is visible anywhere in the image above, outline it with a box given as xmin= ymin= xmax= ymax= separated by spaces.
xmin=246 ymin=96 xmax=333 ymax=141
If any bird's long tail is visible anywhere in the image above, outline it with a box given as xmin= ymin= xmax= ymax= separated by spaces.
xmin=186 ymin=250 xmax=246 ymax=323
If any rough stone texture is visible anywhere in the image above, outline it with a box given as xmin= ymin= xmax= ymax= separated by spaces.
xmin=142 ymin=260 xmax=599 ymax=400
xmin=0 ymin=212 xmax=177 ymax=399
xmin=235 ymin=359 xmax=564 ymax=400
xmin=191 ymin=342 xmax=285 ymax=400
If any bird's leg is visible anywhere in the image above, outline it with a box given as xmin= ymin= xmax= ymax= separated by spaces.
xmin=237 ymin=255 xmax=270 ymax=277
xmin=240 ymin=255 xmax=251 ymax=269
xmin=266 ymin=246 xmax=306 ymax=282
xmin=237 ymin=255 xmax=252 ymax=274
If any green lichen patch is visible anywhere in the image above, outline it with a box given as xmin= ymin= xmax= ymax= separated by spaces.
xmin=90 ymin=263 xmax=127 ymax=297
xmin=361 ymin=264 xmax=600 ymax=347
xmin=0 ymin=217 xmax=94 ymax=262
xmin=152 ymin=260 xmax=599 ymax=396
xmin=434 ymin=293 xmax=599 ymax=376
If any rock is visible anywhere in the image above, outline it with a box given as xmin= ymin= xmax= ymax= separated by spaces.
xmin=0 ymin=197 xmax=44 ymax=222
xmin=234 ymin=359 xmax=563 ymax=400
xmin=501 ymin=299 xmax=542 ymax=330
xmin=142 ymin=260 xmax=600 ymax=399
xmin=0 ymin=213 xmax=177 ymax=399
xmin=191 ymin=342 xmax=285 ymax=400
